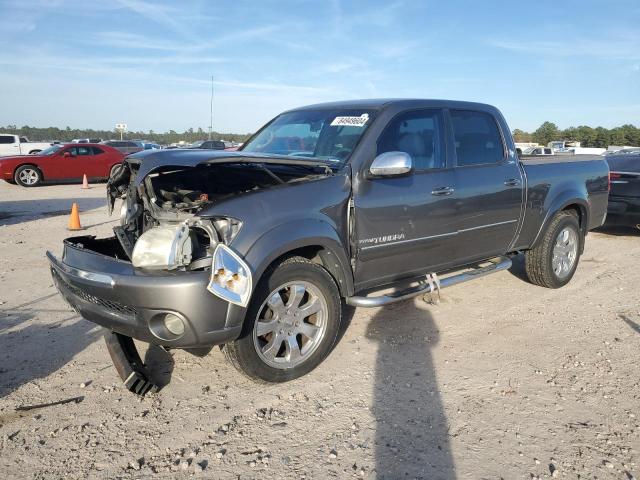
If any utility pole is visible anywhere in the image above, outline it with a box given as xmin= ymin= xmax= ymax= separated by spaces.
xmin=208 ymin=76 xmax=214 ymax=140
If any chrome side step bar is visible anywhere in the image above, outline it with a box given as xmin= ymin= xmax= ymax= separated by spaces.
xmin=345 ymin=256 xmax=512 ymax=308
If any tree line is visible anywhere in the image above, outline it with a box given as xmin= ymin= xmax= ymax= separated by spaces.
xmin=0 ymin=125 xmax=252 ymax=144
xmin=513 ymin=122 xmax=640 ymax=148
xmin=3 ymin=122 xmax=639 ymax=149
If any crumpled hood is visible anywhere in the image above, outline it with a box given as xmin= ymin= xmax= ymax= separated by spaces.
xmin=107 ymin=149 xmax=334 ymax=215
xmin=125 ymin=149 xmax=333 ymax=184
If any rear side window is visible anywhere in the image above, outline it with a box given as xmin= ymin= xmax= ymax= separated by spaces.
xmin=377 ymin=109 xmax=445 ymax=170
xmin=77 ymin=146 xmax=93 ymax=155
xmin=0 ymin=136 xmax=15 ymax=144
xmin=544 ymin=148 xmax=552 ymax=154
xmin=92 ymin=147 xmax=104 ymax=155
xmin=450 ymin=110 xmax=505 ymax=166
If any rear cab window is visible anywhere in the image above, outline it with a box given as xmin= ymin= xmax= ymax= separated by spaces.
xmin=450 ymin=110 xmax=505 ymax=166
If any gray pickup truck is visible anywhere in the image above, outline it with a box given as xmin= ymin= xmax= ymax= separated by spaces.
xmin=47 ymin=99 xmax=609 ymax=393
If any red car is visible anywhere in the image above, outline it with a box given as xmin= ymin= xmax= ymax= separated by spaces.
xmin=0 ymin=144 xmax=125 ymax=187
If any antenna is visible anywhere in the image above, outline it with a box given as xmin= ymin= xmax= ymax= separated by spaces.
xmin=208 ymin=76 xmax=214 ymax=140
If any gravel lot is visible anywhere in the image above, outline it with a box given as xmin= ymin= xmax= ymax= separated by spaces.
xmin=1 ymin=180 xmax=639 ymax=479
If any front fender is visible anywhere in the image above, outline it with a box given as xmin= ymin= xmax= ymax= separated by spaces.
xmin=243 ymin=219 xmax=354 ymax=297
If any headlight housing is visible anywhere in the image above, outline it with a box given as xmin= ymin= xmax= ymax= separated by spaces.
xmin=131 ymin=223 xmax=193 ymax=270
xmin=206 ymin=244 xmax=252 ymax=307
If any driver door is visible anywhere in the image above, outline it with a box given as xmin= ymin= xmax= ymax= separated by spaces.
xmin=352 ymin=109 xmax=459 ymax=291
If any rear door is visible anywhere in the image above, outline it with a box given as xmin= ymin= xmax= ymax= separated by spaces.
xmin=448 ymin=109 xmax=524 ymax=263
xmin=353 ymin=108 xmax=459 ymax=290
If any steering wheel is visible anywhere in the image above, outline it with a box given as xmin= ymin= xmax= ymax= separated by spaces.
xmin=253 ymin=131 xmax=275 ymax=150
xmin=332 ymin=148 xmax=352 ymax=160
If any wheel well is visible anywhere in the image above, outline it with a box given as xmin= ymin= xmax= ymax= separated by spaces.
xmin=28 ymin=149 xmax=41 ymax=154
xmin=562 ymin=203 xmax=587 ymax=253
xmin=266 ymin=246 xmax=350 ymax=296
xmin=562 ymin=204 xmax=586 ymax=231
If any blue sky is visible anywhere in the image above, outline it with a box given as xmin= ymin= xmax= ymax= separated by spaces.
xmin=0 ymin=0 xmax=638 ymax=134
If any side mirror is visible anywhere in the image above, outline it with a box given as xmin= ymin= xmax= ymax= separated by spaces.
xmin=369 ymin=151 xmax=413 ymax=177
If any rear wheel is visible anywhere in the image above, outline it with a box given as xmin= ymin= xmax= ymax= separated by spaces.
xmin=525 ymin=210 xmax=582 ymax=288
xmin=14 ymin=165 xmax=42 ymax=187
xmin=224 ymin=257 xmax=341 ymax=383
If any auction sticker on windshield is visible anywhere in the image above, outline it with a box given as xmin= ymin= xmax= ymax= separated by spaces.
xmin=330 ymin=113 xmax=369 ymax=127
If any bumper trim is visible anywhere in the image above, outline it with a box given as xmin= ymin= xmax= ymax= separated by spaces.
xmin=46 ymin=251 xmax=114 ymax=287
xmin=104 ymin=329 xmax=158 ymax=395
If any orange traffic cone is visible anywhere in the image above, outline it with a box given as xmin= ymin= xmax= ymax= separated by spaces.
xmin=68 ymin=203 xmax=82 ymax=231
xmin=81 ymin=174 xmax=90 ymax=189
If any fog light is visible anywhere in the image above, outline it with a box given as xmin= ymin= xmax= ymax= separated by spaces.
xmin=163 ymin=313 xmax=185 ymax=336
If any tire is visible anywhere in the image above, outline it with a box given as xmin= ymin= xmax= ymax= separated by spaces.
xmin=525 ymin=210 xmax=582 ymax=288
xmin=14 ymin=165 xmax=42 ymax=187
xmin=224 ymin=256 xmax=342 ymax=383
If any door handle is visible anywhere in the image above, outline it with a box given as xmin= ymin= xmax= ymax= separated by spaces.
xmin=431 ymin=186 xmax=455 ymax=196
xmin=504 ymin=178 xmax=521 ymax=187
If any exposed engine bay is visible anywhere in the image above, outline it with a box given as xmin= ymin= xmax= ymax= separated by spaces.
xmin=105 ymin=159 xmax=330 ymax=272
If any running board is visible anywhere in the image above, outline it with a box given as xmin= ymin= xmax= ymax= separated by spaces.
xmin=346 ymin=256 xmax=512 ymax=308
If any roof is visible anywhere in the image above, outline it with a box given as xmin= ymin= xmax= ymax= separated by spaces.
xmin=290 ymin=98 xmax=497 ymax=112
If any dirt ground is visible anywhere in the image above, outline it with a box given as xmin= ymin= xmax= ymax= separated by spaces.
xmin=1 ymin=180 xmax=639 ymax=480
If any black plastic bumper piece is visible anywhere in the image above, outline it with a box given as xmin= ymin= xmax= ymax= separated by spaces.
xmin=104 ymin=329 xmax=159 ymax=396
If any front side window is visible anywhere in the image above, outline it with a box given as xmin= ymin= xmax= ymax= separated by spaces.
xmin=20 ymin=137 xmax=28 ymax=143
xmin=377 ymin=109 xmax=445 ymax=170
xmin=241 ymin=109 xmax=376 ymax=167
xmin=451 ymin=110 xmax=505 ymax=166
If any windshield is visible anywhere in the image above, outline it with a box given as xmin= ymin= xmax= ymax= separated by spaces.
xmin=39 ymin=145 xmax=64 ymax=156
xmin=241 ymin=108 xmax=376 ymax=166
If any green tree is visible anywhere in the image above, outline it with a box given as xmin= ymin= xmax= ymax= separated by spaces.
xmin=532 ymin=121 xmax=560 ymax=146
xmin=512 ymin=129 xmax=532 ymax=143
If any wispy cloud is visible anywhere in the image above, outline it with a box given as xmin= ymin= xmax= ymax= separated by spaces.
xmin=488 ymin=34 xmax=640 ymax=61
xmin=94 ymin=31 xmax=189 ymax=51
xmin=114 ymin=0 xmax=195 ymax=38
xmin=94 ymin=25 xmax=281 ymax=53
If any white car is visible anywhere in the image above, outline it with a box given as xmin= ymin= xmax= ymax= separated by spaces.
xmin=0 ymin=134 xmax=53 ymax=156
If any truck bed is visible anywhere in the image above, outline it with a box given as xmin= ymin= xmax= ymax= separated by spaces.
xmin=513 ymin=154 xmax=610 ymax=251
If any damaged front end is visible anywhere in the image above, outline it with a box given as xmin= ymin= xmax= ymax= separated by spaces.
xmin=51 ymin=151 xmax=333 ymax=394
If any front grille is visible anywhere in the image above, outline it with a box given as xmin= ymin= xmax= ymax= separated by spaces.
xmin=52 ymin=269 xmax=137 ymax=316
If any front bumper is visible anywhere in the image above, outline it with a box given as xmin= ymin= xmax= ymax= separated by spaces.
xmin=47 ymin=236 xmax=246 ymax=348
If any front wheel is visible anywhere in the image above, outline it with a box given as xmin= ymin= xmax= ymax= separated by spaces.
xmin=14 ymin=165 xmax=42 ymax=187
xmin=525 ymin=210 xmax=582 ymax=288
xmin=224 ymin=256 xmax=341 ymax=383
